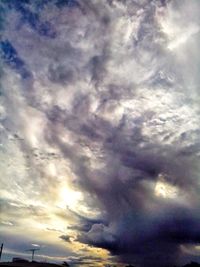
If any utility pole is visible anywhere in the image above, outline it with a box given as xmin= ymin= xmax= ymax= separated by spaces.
xmin=0 ymin=243 xmax=3 ymax=261
xmin=26 ymin=248 xmax=40 ymax=261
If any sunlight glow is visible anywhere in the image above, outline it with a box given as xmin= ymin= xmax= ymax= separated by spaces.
xmin=167 ymin=25 xmax=199 ymax=50
xmin=155 ymin=174 xmax=178 ymax=199
xmin=157 ymin=6 xmax=199 ymax=51
xmin=58 ymin=186 xmax=83 ymax=211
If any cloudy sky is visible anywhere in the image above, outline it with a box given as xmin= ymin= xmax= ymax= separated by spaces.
xmin=0 ymin=0 xmax=200 ymax=266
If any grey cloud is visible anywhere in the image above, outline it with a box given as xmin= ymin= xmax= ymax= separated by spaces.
xmin=48 ymin=65 xmax=75 ymax=85
xmin=59 ymin=235 xmax=72 ymax=243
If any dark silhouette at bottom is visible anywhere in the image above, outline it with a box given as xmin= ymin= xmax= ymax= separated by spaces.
xmin=183 ymin=262 xmax=200 ymax=267
xmin=0 ymin=260 xmax=200 ymax=267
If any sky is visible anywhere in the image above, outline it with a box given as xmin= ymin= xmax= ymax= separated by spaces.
xmin=0 ymin=0 xmax=200 ymax=266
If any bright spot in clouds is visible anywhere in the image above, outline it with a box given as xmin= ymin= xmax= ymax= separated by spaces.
xmin=155 ymin=174 xmax=178 ymax=199
xmin=58 ymin=186 xmax=83 ymax=211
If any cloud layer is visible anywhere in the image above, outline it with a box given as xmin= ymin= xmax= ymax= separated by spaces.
xmin=1 ymin=0 xmax=200 ymax=266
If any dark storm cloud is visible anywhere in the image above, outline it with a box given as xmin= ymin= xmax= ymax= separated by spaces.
xmin=77 ymin=208 xmax=200 ymax=266
xmin=71 ymin=122 xmax=199 ymax=266
xmin=43 ymin=2 xmax=200 ymax=265
xmin=43 ymin=2 xmax=200 ymax=266
xmin=1 ymin=0 xmax=200 ymax=266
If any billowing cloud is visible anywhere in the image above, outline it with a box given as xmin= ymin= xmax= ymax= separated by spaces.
xmin=1 ymin=0 xmax=200 ymax=266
